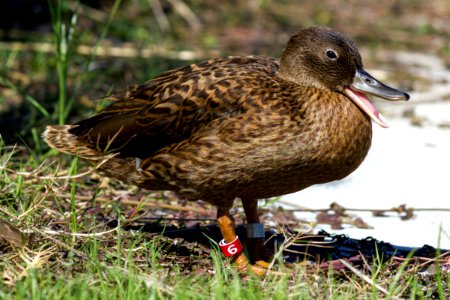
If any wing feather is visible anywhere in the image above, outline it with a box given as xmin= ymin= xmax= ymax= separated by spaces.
xmin=69 ymin=56 xmax=280 ymax=158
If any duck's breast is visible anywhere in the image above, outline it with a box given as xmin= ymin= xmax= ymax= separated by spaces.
xmin=235 ymin=90 xmax=373 ymax=199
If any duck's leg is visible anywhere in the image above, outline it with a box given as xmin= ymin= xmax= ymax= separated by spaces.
xmin=216 ymin=208 xmax=266 ymax=275
xmin=241 ymin=198 xmax=273 ymax=268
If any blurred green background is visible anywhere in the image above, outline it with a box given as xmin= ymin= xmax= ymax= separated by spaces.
xmin=0 ymin=0 xmax=449 ymax=147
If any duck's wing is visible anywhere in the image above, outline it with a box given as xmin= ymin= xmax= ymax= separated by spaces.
xmin=69 ymin=56 xmax=280 ymax=158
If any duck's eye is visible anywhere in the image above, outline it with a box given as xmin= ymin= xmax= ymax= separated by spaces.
xmin=325 ymin=49 xmax=338 ymax=60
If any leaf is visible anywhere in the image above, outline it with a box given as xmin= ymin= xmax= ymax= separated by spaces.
xmin=0 ymin=219 xmax=27 ymax=247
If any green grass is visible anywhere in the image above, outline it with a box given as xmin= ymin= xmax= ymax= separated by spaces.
xmin=1 ymin=0 xmax=450 ymax=299
xmin=0 ymin=141 xmax=448 ymax=299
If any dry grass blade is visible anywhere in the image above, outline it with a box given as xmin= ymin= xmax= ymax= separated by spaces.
xmin=3 ymin=246 xmax=57 ymax=286
xmin=70 ymin=2 xmax=109 ymax=22
xmin=261 ymin=226 xmax=311 ymax=282
xmin=267 ymin=224 xmax=333 ymax=261
xmin=18 ymin=188 xmax=50 ymax=219
xmin=338 ymin=258 xmax=394 ymax=299
xmin=149 ymin=0 xmax=171 ymax=32
xmin=0 ymin=154 xmax=116 ymax=180
xmin=167 ymin=0 xmax=203 ymax=31
xmin=402 ymin=249 xmax=450 ymax=272
xmin=38 ymin=154 xmax=117 ymax=180
xmin=40 ymin=233 xmax=87 ymax=259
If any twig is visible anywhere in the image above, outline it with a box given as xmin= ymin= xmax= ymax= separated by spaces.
xmin=41 ymin=227 xmax=118 ymax=238
xmin=0 ymin=41 xmax=216 ymax=61
xmin=96 ymin=196 xmax=208 ymax=214
xmin=54 ymin=193 xmax=209 ymax=214
xmin=41 ymin=232 xmax=88 ymax=258
xmin=134 ymin=217 xmax=216 ymax=222
xmin=276 ymin=200 xmax=450 ymax=213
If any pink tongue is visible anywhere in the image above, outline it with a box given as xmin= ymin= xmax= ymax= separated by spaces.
xmin=344 ymin=88 xmax=389 ymax=128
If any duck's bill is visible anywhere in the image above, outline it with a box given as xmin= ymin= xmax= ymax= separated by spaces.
xmin=351 ymin=69 xmax=410 ymax=101
xmin=344 ymin=69 xmax=410 ymax=128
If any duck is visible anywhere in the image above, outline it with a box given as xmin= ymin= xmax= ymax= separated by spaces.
xmin=44 ymin=26 xmax=409 ymax=274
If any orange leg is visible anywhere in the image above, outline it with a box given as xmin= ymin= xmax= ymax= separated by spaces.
xmin=217 ymin=208 xmax=266 ymax=275
xmin=242 ymin=198 xmax=273 ymax=268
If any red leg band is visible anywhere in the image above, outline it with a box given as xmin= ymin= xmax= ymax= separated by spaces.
xmin=219 ymin=236 xmax=243 ymax=257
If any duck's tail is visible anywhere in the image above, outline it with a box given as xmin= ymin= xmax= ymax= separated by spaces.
xmin=44 ymin=126 xmax=174 ymax=189
xmin=43 ymin=125 xmax=102 ymax=160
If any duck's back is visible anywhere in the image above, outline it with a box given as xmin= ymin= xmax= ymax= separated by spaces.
xmin=65 ymin=56 xmax=280 ymax=158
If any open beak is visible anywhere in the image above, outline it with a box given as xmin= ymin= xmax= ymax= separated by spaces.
xmin=344 ymin=69 xmax=410 ymax=128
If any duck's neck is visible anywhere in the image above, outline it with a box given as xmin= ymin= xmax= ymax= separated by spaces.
xmin=276 ymin=62 xmax=328 ymax=91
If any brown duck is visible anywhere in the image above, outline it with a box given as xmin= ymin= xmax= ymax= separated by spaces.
xmin=44 ymin=26 xmax=409 ymax=274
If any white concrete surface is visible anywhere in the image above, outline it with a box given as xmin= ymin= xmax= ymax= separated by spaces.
xmin=281 ymin=112 xmax=450 ymax=249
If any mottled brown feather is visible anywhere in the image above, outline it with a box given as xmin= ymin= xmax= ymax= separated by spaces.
xmin=44 ymin=26 xmax=374 ymax=209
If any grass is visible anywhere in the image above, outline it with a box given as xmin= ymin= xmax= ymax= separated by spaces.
xmin=1 ymin=0 xmax=450 ymax=299
xmin=1 ymin=133 xmax=448 ymax=299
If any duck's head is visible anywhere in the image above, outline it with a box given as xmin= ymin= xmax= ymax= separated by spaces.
xmin=279 ymin=26 xmax=409 ymax=128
